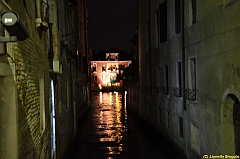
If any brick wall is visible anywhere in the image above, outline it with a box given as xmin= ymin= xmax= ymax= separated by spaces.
xmin=14 ymin=39 xmax=50 ymax=159
xmin=0 ymin=1 xmax=90 ymax=158
xmin=5 ymin=0 xmax=52 ymax=158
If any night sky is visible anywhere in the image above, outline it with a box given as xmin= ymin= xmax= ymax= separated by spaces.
xmin=86 ymin=0 xmax=137 ymax=52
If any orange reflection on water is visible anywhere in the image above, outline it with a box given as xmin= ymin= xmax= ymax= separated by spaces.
xmin=97 ymin=91 xmax=127 ymax=155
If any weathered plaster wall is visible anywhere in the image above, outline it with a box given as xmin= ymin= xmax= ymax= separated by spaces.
xmin=138 ymin=0 xmax=240 ymax=158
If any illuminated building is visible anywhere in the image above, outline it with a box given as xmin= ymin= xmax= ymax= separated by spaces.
xmin=90 ymin=48 xmax=132 ymax=91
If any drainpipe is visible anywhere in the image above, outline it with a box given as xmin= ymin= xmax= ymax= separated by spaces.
xmin=148 ymin=0 xmax=152 ymax=94
xmin=52 ymin=0 xmax=61 ymax=74
xmin=36 ymin=0 xmax=41 ymax=18
xmin=49 ymin=0 xmax=57 ymax=78
xmin=182 ymin=0 xmax=189 ymax=158
xmin=35 ymin=0 xmax=42 ymax=27
xmin=49 ymin=23 xmax=54 ymax=74
xmin=182 ymin=0 xmax=186 ymax=111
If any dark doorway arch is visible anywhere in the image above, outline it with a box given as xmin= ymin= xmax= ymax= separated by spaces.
xmin=229 ymin=94 xmax=240 ymax=154
xmin=222 ymin=92 xmax=240 ymax=155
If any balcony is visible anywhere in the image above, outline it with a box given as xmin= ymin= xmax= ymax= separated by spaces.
xmin=173 ymin=87 xmax=182 ymax=97
xmin=185 ymin=88 xmax=197 ymax=101
xmin=173 ymin=87 xmax=197 ymax=100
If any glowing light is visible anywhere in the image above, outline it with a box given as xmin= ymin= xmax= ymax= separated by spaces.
xmin=100 ymin=92 xmax=102 ymax=103
xmin=98 ymin=84 xmax=102 ymax=89
xmin=96 ymin=92 xmax=127 ymax=155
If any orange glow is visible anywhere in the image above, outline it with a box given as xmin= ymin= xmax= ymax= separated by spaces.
xmin=96 ymin=92 xmax=127 ymax=155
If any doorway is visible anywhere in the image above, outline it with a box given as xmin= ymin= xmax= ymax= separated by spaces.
xmin=222 ymin=93 xmax=240 ymax=155
xmin=230 ymin=94 xmax=240 ymax=154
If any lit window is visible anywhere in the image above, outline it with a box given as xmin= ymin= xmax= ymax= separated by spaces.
xmin=102 ymin=65 xmax=106 ymax=72
xmin=102 ymin=74 xmax=106 ymax=81
xmin=106 ymin=53 xmax=119 ymax=60
xmin=92 ymin=63 xmax=97 ymax=72
xmin=93 ymin=75 xmax=97 ymax=81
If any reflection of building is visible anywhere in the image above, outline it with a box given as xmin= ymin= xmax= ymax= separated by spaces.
xmin=91 ymin=48 xmax=131 ymax=91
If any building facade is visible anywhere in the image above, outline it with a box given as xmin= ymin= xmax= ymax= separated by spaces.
xmin=0 ymin=0 xmax=89 ymax=159
xmin=138 ymin=0 xmax=240 ymax=158
xmin=90 ymin=48 xmax=131 ymax=91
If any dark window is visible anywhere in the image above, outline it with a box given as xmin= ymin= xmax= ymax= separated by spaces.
xmin=189 ymin=58 xmax=196 ymax=90
xmin=175 ymin=0 xmax=181 ymax=33
xmin=179 ymin=117 xmax=184 ymax=138
xmin=146 ymin=22 xmax=150 ymax=50
xmin=119 ymin=64 xmax=124 ymax=70
xmin=92 ymin=64 xmax=96 ymax=72
xmin=167 ymin=110 xmax=170 ymax=128
xmin=148 ymin=103 xmax=151 ymax=117
xmin=159 ymin=1 xmax=167 ymax=43
xmin=155 ymin=9 xmax=160 ymax=45
xmin=186 ymin=58 xmax=197 ymax=100
xmin=165 ymin=65 xmax=169 ymax=95
xmin=158 ymin=107 xmax=161 ymax=123
xmin=177 ymin=61 xmax=182 ymax=97
xmin=93 ymin=75 xmax=97 ymax=81
xmin=192 ymin=0 xmax=196 ymax=24
xmin=102 ymin=65 xmax=106 ymax=72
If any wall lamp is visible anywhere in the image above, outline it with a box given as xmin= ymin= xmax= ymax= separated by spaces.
xmin=0 ymin=11 xmax=29 ymax=42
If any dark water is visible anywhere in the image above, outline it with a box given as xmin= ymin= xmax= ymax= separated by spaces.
xmin=72 ymin=92 xmax=184 ymax=159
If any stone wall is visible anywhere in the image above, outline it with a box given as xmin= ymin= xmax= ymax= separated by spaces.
xmin=1 ymin=0 xmax=51 ymax=158
xmin=0 ymin=0 xmax=90 ymax=158
xmin=15 ymin=39 xmax=50 ymax=159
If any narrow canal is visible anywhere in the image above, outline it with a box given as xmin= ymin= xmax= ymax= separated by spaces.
xmin=71 ymin=92 xmax=184 ymax=159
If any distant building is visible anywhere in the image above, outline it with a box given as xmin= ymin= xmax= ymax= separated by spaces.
xmin=90 ymin=48 xmax=132 ymax=91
